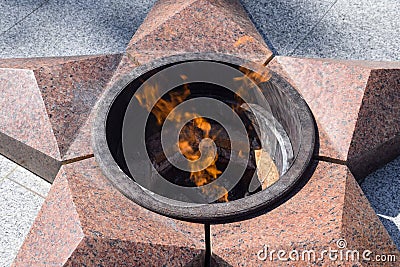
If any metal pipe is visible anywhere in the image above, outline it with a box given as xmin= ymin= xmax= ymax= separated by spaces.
xmin=204 ymin=223 xmax=212 ymax=267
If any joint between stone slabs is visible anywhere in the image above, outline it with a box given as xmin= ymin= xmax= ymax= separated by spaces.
xmin=0 ymin=0 xmax=49 ymax=37
xmin=62 ymin=154 xmax=94 ymax=166
xmin=263 ymin=54 xmax=275 ymax=67
xmin=314 ymin=155 xmax=347 ymax=165
xmin=6 ymin=175 xmax=47 ymax=199
xmin=0 ymin=164 xmax=18 ymax=184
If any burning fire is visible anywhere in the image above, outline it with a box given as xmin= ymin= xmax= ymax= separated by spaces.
xmin=235 ymin=66 xmax=271 ymax=85
xmin=134 ymin=66 xmax=272 ymax=203
xmin=229 ymin=66 xmax=271 ymax=118
xmin=135 ymin=82 xmax=190 ymax=125
xmin=135 ymin=79 xmax=228 ymax=202
xmin=178 ymin=117 xmax=229 ymax=202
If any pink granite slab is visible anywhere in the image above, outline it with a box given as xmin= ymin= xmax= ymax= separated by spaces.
xmin=0 ymin=55 xmax=99 ymax=70
xmin=65 ymin=54 xmax=140 ymax=160
xmin=63 ymin=108 xmax=95 ymax=161
xmin=0 ymin=68 xmax=60 ymax=160
xmin=13 ymin=158 xmax=204 ymax=266
xmin=127 ymin=0 xmax=272 ymax=65
xmin=348 ymin=69 xmax=400 ymax=178
xmin=0 ymin=54 xmax=122 ymax=181
xmin=33 ymin=54 xmax=122 ymax=158
xmin=0 ymin=68 xmax=62 ymax=179
xmin=212 ymin=161 xmax=399 ymax=266
xmin=269 ymin=57 xmax=400 ymax=180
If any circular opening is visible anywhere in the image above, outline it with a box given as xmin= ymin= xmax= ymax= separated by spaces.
xmin=93 ymin=54 xmax=315 ymax=223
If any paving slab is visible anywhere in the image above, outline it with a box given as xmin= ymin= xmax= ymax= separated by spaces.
xmin=292 ymin=0 xmax=400 ymax=61
xmin=361 ymin=155 xmax=400 ymax=249
xmin=7 ymin=166 xmax=51 ymax=198
xmin=0 ymin=178 xmax=45 ymax=267
xmin=0 ymin=154 xmax=16 ymax=179
xmin=0 ymin=0 xmax=46 ymax=34
xmin=240 ymin=0 xmax=336 ymax=55
xmin=0 ymin=0 xmax=157 ymax=58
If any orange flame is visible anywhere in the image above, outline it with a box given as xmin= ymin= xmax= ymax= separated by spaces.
xmin=135 ymin=82 xmax=190 ymax=125
xmin=135 ymin=66 xmax=271 ymax=203
xmin=234 ymin=66 xmax=271 ymax=85
xmin=179 ymin=115 xmax=227 ymax=201
xmin=230 ymin=66 xmax=271 ymax=114
xmin=136 ymin=80 xmax=229 ymax=202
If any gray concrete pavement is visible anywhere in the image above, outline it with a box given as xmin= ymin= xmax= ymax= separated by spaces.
xmin=241 ymin=0 xmax=400 ymax=61
xmin=0 ymin=0 xmax=156 ymax=58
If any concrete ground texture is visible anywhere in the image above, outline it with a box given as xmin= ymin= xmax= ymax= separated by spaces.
xmin=0 ymin=0 xmax=399 ymax=266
